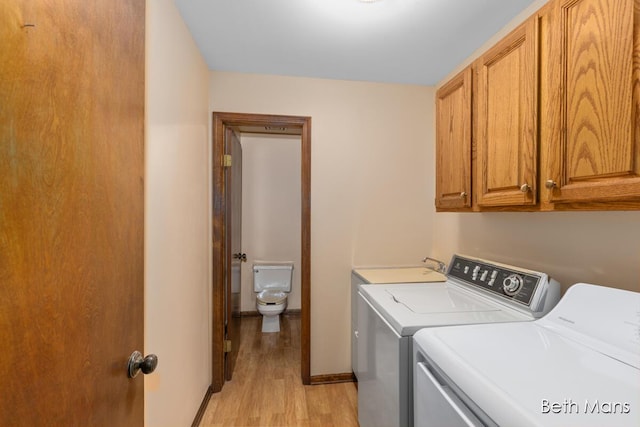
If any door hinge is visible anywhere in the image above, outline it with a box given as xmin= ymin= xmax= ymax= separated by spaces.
xmin=224 ymin=340 xmax=232 ymax=353
xmin=222 ymin=154 xmax=232 ymax=167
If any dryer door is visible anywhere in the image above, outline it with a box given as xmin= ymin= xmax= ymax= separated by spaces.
xmin=415 ymin=362 xmax=483 ymax=427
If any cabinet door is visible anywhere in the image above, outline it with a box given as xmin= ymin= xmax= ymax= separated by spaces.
xmin=435 ymin=67 xmax=472 ymax=210
xmin=541 ymin=0 xmax=640 ymax=203
xmin=476 ymin=18 xmax=538 ymax=207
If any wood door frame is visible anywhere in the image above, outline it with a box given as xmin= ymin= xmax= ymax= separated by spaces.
xmin=211 ymin=112 xmax=311 ymax=391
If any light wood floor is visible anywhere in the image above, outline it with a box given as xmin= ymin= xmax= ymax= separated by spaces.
xmin=201 ymin=314 xmax=359 ymax=427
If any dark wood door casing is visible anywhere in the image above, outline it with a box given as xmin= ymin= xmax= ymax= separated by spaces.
xmin=212 ymin=112 xmax=311 ymax=391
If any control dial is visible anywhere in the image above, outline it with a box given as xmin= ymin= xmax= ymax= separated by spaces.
xmin=502 ymin=274 xmax=523 ymax=296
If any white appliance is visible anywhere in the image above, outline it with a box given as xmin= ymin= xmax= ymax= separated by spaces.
xmin=413 ymin=283 xmax=640 ymax=427
xmin=355 ymin=254 xmax=561 ymax=427
xmin=351 ymin=265 xmax=447 ymax=377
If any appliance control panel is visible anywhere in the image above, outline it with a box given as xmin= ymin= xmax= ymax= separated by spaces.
xmin=447 ymin=255 xmax=542 ymax=307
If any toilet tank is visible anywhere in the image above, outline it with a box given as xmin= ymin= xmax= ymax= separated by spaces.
xmin=253 ymin=263 xmax=294 ymax=292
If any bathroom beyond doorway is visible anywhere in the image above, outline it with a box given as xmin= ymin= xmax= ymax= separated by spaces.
xmin=211 ymin=112 xmax=311 ymax=389
xmin=200 ymin=315 xmax=358 ymax=426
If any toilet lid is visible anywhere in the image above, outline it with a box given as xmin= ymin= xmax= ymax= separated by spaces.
xmin=256 ymin=290 xmax=287 ymax=305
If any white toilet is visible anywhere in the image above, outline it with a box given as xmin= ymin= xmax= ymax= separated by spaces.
xmin=253 ymin=262 xmax=293 ymax=333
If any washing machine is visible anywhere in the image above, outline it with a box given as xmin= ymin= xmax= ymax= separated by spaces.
xmin=355 ymin=254 xmax=561 ymax=427
xmin=351 ymin=260 xmax=448 ymax=377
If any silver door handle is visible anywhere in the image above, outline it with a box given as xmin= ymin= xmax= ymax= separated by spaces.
xmin=128 ymin=351 xmax=158 ymax=378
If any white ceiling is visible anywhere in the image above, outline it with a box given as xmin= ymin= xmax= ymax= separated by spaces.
xmin=174 ymin=0 xmax=537 ymax=86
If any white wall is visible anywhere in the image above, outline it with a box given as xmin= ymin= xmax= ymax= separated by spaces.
xmin=211 ymin=73 xmax=434 ymax=375
xmin=208 ymin=0 xmax=639 ymax=381
xmin=430 ymin=0 xmax=640 ymax=293
xmin=240 ymin=134 xmax=302 ymax=312
xmin=430 ymin=211 xmax=640 ymax=293
xmin=145 ymin=0 xmax=211 ymax=425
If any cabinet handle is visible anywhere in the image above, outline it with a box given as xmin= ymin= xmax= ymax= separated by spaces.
xmin=460 ymin=192 xmax=467 ymax=198
xmin=545 ymin=180 xmax=557 ymax=189
xmin=520 ymin=183 xmax=531 ymax=193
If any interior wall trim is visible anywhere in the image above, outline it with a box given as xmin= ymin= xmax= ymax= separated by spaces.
xmin=190 ymin=386 xmax=213 ymax=427
xmin=211 ymin=112 xmax=312 ymax=392
xmin=310 ymin=373 xmax=356 ymax=385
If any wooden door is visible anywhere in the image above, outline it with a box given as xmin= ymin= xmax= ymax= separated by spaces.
xmin=0 ymin=1 xmax=145 ymax=425
xmin=435 ymin=67 xmax=473 ymax=210
xmin=476 ymin=17 xmax=538 ymax=207
xmin=540 ymin=0 xmax=640 ymax=204
xmin=224 ymin=129 xmax=242 ymax=381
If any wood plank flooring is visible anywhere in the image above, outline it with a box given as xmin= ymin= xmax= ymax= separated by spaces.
xmin=201 ymin=314 xmax=359 ymax=426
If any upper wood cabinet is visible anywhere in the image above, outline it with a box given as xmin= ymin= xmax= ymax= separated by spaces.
xmin=475 ymin=17 xmax=538 ymax=207
xmin=540 ymin=0 xmax=640 ymax=205
xmin=435 ymin=67 xmax=472 ymax=210
xmin=434 ymin=0 xmax=640 ymax=211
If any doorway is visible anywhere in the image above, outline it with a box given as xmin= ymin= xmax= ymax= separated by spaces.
xmin=211 ymin=112 xmax=311 ymax=391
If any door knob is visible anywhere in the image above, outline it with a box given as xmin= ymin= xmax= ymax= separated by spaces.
xmin=128 ymin=351 xmax=158 ymax=378
xmin=520 ymin=183 xmax=531 ymax=193
xmin=233 ymin=253 xmax=247 ymax=262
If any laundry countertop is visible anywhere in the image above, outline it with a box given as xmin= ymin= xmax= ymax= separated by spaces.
xmin=353 ymin=267 xmax=447 ymax=284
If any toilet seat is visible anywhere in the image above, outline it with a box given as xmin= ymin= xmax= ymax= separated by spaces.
xmin=256 ymin=290 xmax=287 ymax=305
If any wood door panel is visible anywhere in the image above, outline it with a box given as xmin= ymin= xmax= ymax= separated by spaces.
xmin=543 ymin=0 xmax=640 ymax=203
xmin=566 ymin=0 xmax=633 ymax=179
xmin=0 ymin=1 xmax=145 ymax=425
xmin=486 ymin=48 xmax=521 ymax=191
xmin=224 ymin=129 xmax=242 ymax=381
xmin=476 ymin=17 xmax=538 ymax=207
xmin=435 ymin=67 xmax=472 ymax=210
